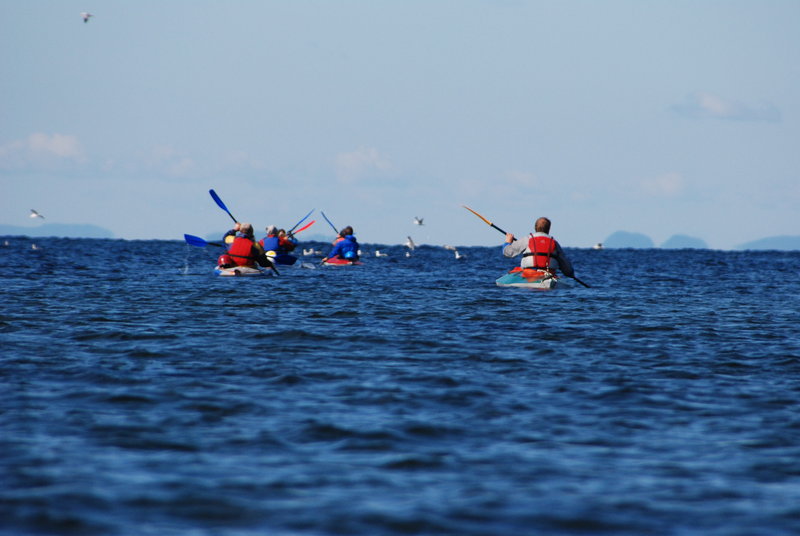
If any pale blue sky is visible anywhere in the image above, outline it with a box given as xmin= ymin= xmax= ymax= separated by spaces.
xmin=2 ymin=1 xmax=798 ymax=248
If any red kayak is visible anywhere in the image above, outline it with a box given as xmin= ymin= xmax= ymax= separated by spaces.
xmin=322 ymin=258 xmax=363 ymax=266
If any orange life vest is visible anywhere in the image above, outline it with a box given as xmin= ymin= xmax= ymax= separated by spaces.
xmin=523 ymin=235 xmax=556 ymax=270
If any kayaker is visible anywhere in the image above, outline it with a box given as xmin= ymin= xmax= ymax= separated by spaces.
xmin=222 ymin=222 xmax=241 ymax=245
xmin=227 ymin=223 xmax=271 ymax=268
xmin=259 ymin=225 xmax=280 ymax=254
xmin=503 ymin=217 xmax=575 ymax=277
xmin=278 ymin=229 xmax=298 ymax=252
xmin=323 ymin=226 xmax=359 ymax=261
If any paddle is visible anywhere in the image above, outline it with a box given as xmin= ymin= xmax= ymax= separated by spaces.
xmin=288 ymin=209 xmax=314 ymax=234
xmin=209 ymin=189 xmax=238 ymax=223
xmin=461 ymin=205 xmax=590 ymax=288
xmin=293 ymin=220 xmax=315 ymax=235
xmin=320 ymin=211 xmax=338 ymax=234
xmin=184 ymin=234 xmax=224 ymax=248
xmin=462 ymin=205 xmax=508 ymax=235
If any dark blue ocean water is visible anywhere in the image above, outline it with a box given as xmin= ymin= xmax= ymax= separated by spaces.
xmin=2 ymin=237 xmax=799 ymax=536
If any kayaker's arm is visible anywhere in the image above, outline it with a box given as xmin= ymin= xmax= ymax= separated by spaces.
xmin=503 ymin=237 xmax=526 ymax=258
xmin=553 ymin=243 xmax=575 ymax=278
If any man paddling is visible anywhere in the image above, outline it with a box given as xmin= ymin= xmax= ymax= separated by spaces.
xmin=323 ymin=226 xmax=359 ymax=262
xmin=503 ymin=217 xmax=575 ymax=277
xmin=225 ymin=223 xmax=271 ymax=268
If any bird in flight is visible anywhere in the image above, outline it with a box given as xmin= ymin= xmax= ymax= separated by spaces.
xmin=30 ymin=209 xmax=45 ymax=219
xmin=81 ymin=12 xmax=93 ymax=23
xmin=405 ymin=236 xmax=416 ymax=250
xmin=413 ymin=217 xmax=424 ymax=226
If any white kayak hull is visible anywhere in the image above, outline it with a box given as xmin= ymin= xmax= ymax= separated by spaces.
xmin=214 ymin=265 xmax=272 ymax=277
xmin=495 ymin=269 xmax=565 ymax=289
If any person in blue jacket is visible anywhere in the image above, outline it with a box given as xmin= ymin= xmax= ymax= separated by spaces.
xmin=323 ymin=226 xmax=359 ymax=262
xmin=259 ymin=225 xmax=281 ymax=254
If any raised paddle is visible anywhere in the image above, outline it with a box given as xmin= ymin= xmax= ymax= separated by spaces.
xmin=293 ymin=220 xmax=316 ymax=235
xmin=320 ymin=211 xmax=339 ymax=234
xmin=288 ymin=209 xmax=314 ymax=234
xmin=462 ymin=205 xmax=508 ymax=235
xmin=461 ymin=205 xmax=590 ymax=288
xmin=209 ymin=189 xmax=238 ymax=223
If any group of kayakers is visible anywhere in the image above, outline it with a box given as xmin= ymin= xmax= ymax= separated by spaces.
xmin=214 ymin=214 xmax=577 ymax=281
xmin=216 ymin=222 xmax=360 ymax=269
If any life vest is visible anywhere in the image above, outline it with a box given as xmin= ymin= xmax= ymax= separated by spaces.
xmin=227 ymin=236 xmax=258 ymax=266
xmin=335 ymin=235 xmax=359 ymax=260
xmin=523 ymin=235 xmax=556 ymax=270
xmin=279 ymin=236 xmax=297 ymax=252
xmin=260 ymin=235 xmax=281 ymax=255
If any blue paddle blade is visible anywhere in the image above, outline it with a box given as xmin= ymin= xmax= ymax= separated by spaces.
xmin=209 ymin=189 xmax=238 ymax=223
xmin=184 ymin=234 xmax=208 ymax=247
xmin=184 ymin=234 xmax=225 ymax=248
xmin=209 ymin=189 xmax=227 ymax=211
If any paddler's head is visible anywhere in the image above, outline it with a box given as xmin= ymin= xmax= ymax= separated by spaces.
xmin=239 ymin=223 xmax=254 ymax=237
xmin=534 ymin=217 xmax=551 ymax=234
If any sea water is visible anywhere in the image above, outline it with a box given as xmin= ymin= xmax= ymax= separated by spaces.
xmin=1 ymin=237 xmax=799 ymax=535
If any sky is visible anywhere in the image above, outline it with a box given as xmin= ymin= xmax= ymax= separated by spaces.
xmin=1 ymin=1 xmax=798 ymax=248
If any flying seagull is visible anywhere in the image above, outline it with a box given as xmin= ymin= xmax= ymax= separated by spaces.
xmin=81 ymin=12 xmax=93 ymax=23
xmin=414 ymin=217 xmax=424 ymax=226
xmin=30 ymin=209 xmax=45 ymax=219
xmin=405 ymin=236 xmax=416 ymax=250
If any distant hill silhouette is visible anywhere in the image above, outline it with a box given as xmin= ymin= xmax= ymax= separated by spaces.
xmin=736 ymin=235 xmax=800 ymax=251
xmin=660 ymin=234 xmax=708 ymax=249
xmin=603 ymin=231 xmax=654 ymax=248
xmin=0 ymin=223 xmax=114 ymax=239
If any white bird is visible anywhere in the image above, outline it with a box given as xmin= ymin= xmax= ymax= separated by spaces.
xmin=405 ymin=236 xmax=416 ymax=250
xmin=81 ymin=12 xmax=93 ymax=23
xmin=454 ymin=249 xmax=466 ymax=260
xmin=443 ymin=245 xmax=456 ymax=251
xmin=302 ymin=248 xmax=322 ymax=256
xmin=30 ymin=209 xmax=44 ymax=219
xmin=31 ymin=243 xmax=40 ymax=250
xmin=414 ymin=217 xmax=424 ymax=226
xmin=405 ymin=251 xmax=411 ymax=258
xmin=593 ymin=243 xmax=604 ymax=250
xmin=375 ymin=250 xmax=388 ymax=258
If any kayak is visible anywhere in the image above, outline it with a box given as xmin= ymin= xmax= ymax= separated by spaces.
xmin=322 ymin=258 xmax=363 ymax=266
xmin=495 ymin=267 xmax=566 ymax=289
xmin=214 ymin=265 xmax=272 ymax=277
xmin=270 ymin=253 xmax=298 ymax=266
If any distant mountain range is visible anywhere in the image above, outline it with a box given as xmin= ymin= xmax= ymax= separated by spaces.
xmin=0 ymin=223 xmax=114 ymax=239
xmin=602 ymin=231 xmax=800 ymax=250
xmin=1 ymin=224 xmax=798 ymax=250
xmin=734 ymin=235 xmax=800 ymax=251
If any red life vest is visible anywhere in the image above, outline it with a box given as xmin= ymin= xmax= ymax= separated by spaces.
xmin=227 ymin=236 xmax=257 ymax=266
xmin=524 ymin=235 xmax=556 ymax=270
